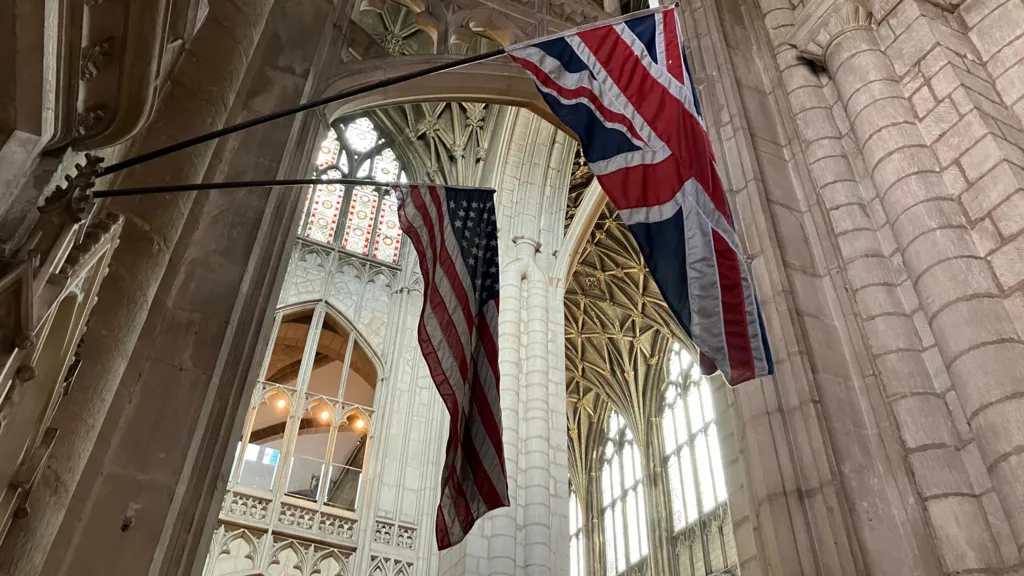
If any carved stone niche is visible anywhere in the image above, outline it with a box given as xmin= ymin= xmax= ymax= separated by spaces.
xmin=46 ymin=0 xmax=209 ymax=150
xmin=0 ymin=154 xmax=124 ymax=548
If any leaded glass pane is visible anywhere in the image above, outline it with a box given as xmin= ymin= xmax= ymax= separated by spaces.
xmin=630 ymin=443 xmax=642 ymax=482
xmin=681 ymin=444 xmax=698 ymax=524
xmin=371 ymin=192 xmax=403 ymax=264
xmin=345 ymin=117 xmax=378 ymax=152
xmin=667 ymin=454 xmax=684 ymax=530
xmin=340 ymin=186 xmax=378 ymax=255
xmin=687 ymin=388 xmax=703 ymax=434
xmin=609 ymin=454 xmax=621 ymax=496
xmin=604 ymin=510 xmax=616 ymax=576
xmin=700 ymin=382 xmax=715 ymax=426
xmin=569 ymin=490 xmax=585 ymax=576
xmin=304 ymin=170 xmax=345 ymax=244
xmin=602 ymin=410 xmax=648 ymax=575
xmin=709 ymin=422 xmax=728 ymax=503
xmin=356 ymin=159 xmax=371 ymax=178
xmin=695 ymin=431 xmax=715 ymax=512
xmin=626 ymin=490 xmax=640 ymax=563
xmin=372 ymin=148 xmax=400 ymax=182
xmin=317 ymin=132 xmax=340 ymax=169
xmin=613 ymin=502 xmax=626 ymax=572
xmin=636 ymin=485 xmax=649 ymax=557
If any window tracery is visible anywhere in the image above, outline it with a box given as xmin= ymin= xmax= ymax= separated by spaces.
xmin=302 ymin=116 xmax=407 ymax=264
xmin=601 ymin=411 xmax=649 ymax=575
xmin=570 ymin=489 xmax=586 ymax=576
xmin=662 ymin=342 xmax=738 ymax=574
xmin=662 ymin=343 xmax=728 ymax=530
xmin=231 ymin=306 xmax=378 ymax=515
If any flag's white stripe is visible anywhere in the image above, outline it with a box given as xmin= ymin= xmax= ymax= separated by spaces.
xmin=512 ymin=46 xmax=650 ymax=148
xmin=684 ymin=201 xmax=731 ymax=382
xmin=613 ymin=19 xmax=689 ymax=106
xmin=404 ymin=188 xmax=475 ymax=359
xmin=455 ymin=443 xmax=488 ymax=518
xmin=740 ymin=259 xmax=770 ymax=376
xmin=440 ymin=479 xmax=464 ymax=543
xmin=564 ymin=36 xmax=667 ymax=151
xmin=655 ymin=11 xmax=669 ymax=77
xmin=468 ymin=326 xmax=506 ymax=495
xmin=618 ymin=177 xmax=743 ymax=257
xmin=511 ymin=46 xmax=673 ymax=174
xmin=423 ymin=187 xmax=479 ymax=320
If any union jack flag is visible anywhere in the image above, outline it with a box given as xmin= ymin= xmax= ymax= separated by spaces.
xmin=395 ymin=184 xmax=508 ymax=550
xmin=509 ymin=6 xmax=773 ymax=384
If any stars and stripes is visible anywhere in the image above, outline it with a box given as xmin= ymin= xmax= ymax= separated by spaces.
xmin=394 ymin=183 xmax=508 ymax=550
xmin=509 ymin=6 xmax=773 ymax=385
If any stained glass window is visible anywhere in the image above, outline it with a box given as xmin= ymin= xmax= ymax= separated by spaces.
xmin=570 ymin=489 xmax=586 ymax=576
xmin=601 ymin=411 xmax=648 ymax=576
xmin=340 ymin=186 xmax=378 ymax=256
xmin=302 ymin=116 xmax=406 ymax=262
xmin=663 ymin=342 xmax=729 ymax=531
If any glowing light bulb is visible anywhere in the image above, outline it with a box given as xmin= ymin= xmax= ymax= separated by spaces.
xmin=320 ymin=410 xmax=331 ymax=421
xmin=275 ymin=398 xmax=287 ymax=409
xmin=353 ymin=419 xmax=365 ymax=430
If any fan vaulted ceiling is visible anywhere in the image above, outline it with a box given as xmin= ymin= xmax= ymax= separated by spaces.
xmin=563 ymin=161 xmax=686 ymax=445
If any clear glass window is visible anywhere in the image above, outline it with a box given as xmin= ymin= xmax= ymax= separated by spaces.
xmin=570 ymin=489 xmax=586 ymax=576
xmin=662 ymin=342 xmax=729 ymax=531
xmin=601 ymin=411 xmax=649 ymax=575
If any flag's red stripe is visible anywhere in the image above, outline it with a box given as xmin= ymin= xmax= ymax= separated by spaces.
xmin=398 ymin=184 xmax=508 ymax=550
xmin=410 ymin=187 xmax=475 ymax=385
xmin=712 ymin=232 xmax=755 ymax=383
xmin=660 ymin=12 xmax=686 ymax=86
xmin=449 ymin=455 xmax=478 ymax=535
xmin=508 ymin=53 xmax=648 ymax=146
xmin=466 ymin=370 xmax=507 ymax=508
xmin=398 ymin=193 xmax=477 ymax=544
xmin=593 ymin=157 xmax=686 ymax=212
xmin=577 ymin=27 xmax=732 ymax=219
xmin=425 ymin=185 xmax=478 ymax=343
xmin=436 ymin=507 xmax=452 ymax=549
xmin=400 ymin=196 xmax=465 ymax=423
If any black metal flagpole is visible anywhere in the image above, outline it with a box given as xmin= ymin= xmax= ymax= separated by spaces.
xmin=93 ymin=2 xmax=680 ymax=186
xmin=92 ymin=177 xmax=487 ymax=198
xmin=97 ymin=48 xmax=507 ymax=178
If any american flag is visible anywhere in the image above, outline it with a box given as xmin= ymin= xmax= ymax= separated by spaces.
xmin=393 ymin=183 xmax=508 ymax=550
xmin=509 ymin=6 xmax=773 ymax=385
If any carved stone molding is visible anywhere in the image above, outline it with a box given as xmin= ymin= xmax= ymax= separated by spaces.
xmin=789 ymin=0 xmax=873 ymax=65
xmin=43 ymin=0 xmax=209 ymax=150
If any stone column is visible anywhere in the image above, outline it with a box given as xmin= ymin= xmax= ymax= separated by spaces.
xmin=819 ymin=7 xmax=1024 ymax=554
xmin=782 ymin=3 xmax=995 ymax=572
xmin=517 ymin=236 xmax=553 ymax=576
xmin=0 ymin=0 xmax=274 ymax=574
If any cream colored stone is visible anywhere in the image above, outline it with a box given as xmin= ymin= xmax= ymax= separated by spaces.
xmin=911 ymin=85 xmax=937 ymax=118
xmin=989 ymin=233 xmax=1024 ymax=288
xmin=972 ymin=217 xmax=1004 ymax=255
xmin=968 ymin=0 xmax=1024 ymax=60
xmin=992 ymin=191 xmax=1024 ymax=236
xmin=961 ymin=162 xmax=1024 ymax=220
xmin=919 ymin=99 xmax=961 ymax=145
xmin=934 ymin=110 xmax=997 ymax=166
xmin=888 ymin=19 xmax=937 ymax=77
